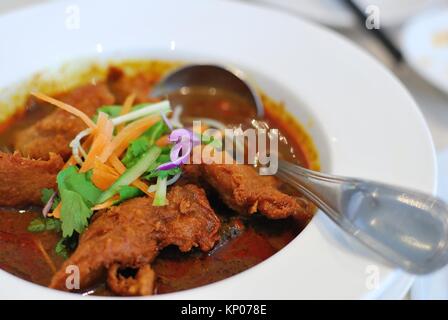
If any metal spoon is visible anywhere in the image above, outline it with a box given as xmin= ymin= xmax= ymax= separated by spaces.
xmin=278 ymin=160 xmax=448 ymax=274
xmin=151 ymin=64 xmax=264 ymax=117
xmin=152 ymin=64 xmax=448 ymax=274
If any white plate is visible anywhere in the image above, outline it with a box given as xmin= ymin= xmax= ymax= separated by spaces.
xmin=0 ymin=0 xmax=436 ymax=299
xmin=244 ymin=0 xmax=433 ymax=28
xmin=401 ymin=8 xmax=448 ymax=96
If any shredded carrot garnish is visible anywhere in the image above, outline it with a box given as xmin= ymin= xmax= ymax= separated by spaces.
xmin=31 ymin=92 xmax=96 ymax=129
xmin=91 ymin=160 xmax=120 ymax=190
xmin=94 ymin=159 xmax=119 ymax=175
xmin=63 ymin=136 xmax=93 ymax=169
xmin=50 ymin=203 xmax=62 ymax=219
xmin=116 ymin=93 xmax=136 ymax=133
xmin=92 ymin=169 xmax=119 ymax=190
xmin=108 ymin=154 xmax=127 ymax=172
xmin=99 ymin=115 xmax=160 ymax=162
xmin=92 ymin=195 xmax=120 ymax=211
xmin=132 ymin=180 xmax=154 ymax=197
xmin=80 ymin=112 xmax=114 ymax=172
xmin=46 ymin=94 xmax=161 ymax=218
xmin=108 ymin=154 xmax=154 ymax=198
xmin=156 ymin=134 xmax=170 ymax=147
xmin=64 ymin=135 xmax=94 ymax=169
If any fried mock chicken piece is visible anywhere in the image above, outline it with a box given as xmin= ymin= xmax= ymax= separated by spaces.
xmin=201 ymin=163 xmax=312 ymax=221
xmin=0 ymin=152 xmax=64 ymax=207
xmin=14 ymin=84 xmax=115 ymax=160
xmin=178 ymin=163 xmax=205 ymax=186
xmin=107 ymin=264 xmax=155 ymax=296
xmin=106 ymin=67 xmax=160 ymax=104
xmin=49 ymin=185 xmax=221 ymax=294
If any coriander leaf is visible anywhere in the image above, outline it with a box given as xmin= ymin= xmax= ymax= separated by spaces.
xmin=143 ymin=153 xmax=172 ymax=175
xmin=144 ymin=120 xmax=168 ymax=145
xmin=122 ymin=136 xmax=149 ymax=168
xmin=57 ymin=166 xmax=102 ymax=206
xmin=56 ymin=166 xmax=99 ymax=237
xmin=28 ymin=217 xmax=61 ymax=233
xmin=145 ymin=161 xmax=159 ymax=173
xmin=156 ymin=153 xmax=171 ymax=164
xmin=60 ymin=189 xmax=93 ymax=238
xmin=56 ymin=166 xmax=78 ymax=189
xmin=86 ymin=169 xmax=94 ymax=181
xmin=52 ymin=198 xmax=61 ymax=211
xmin=45 ymin=218 xmax=62 ymax=232
xmin=41 ymin=188 xmax=55 ymax=204
xmin=159 ymin=167 xmax=181 ymax=179
xmin=64 ymin=171 xmax=102 ymax=206
xmin=93 ymin=105 xmax=122 ymax=122
xmin=118 ymin=186 xmax=143 ymax=203
xmin=129 ymin=137 xmax=149 ymax=156
xmin=143 ymin=149 xmax=182 ymax=180
xmin=55 ymin=234 xmax=79 ymax=259
xmin=144 ymin=166 xmax=181 ymax=180
xmin=98 ymin=105 xmax=122 ymax=116
xmin=160 ymin=146 xmax=171 ymax=154
xmin=55 ymin=238 xmax=69 ymax=259
xmin=27 ymin=218 xmax=46 ymax=233
xmin=121 ymin=121 xmax=169 ymax=169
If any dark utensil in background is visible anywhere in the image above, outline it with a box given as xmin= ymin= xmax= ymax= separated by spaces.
xmin=341 ymin=0 xmax=405 ymax=64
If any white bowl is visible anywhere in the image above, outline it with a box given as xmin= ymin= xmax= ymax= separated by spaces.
xmin=244 ymin=0 xmax=433 ymax=29
xmin=0 ymin=0 xmax=436 ymax=299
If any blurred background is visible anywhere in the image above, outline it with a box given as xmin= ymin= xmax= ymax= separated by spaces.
xmin=1 ymin=0 xmax=447 ymax=299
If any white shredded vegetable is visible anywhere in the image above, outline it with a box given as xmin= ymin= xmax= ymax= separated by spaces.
xmin=148 ymin=184 xmax=157 ymax=193
xmin=167 ymin=172 xmax=182 ymax=186
xmin=170 ymin=105 xmax=184 ymax=128
xmin=68 ymin=100 xmax=171 ymax=166
xmin=79 ymin=145 xmax=88 ymax=159
xmin=147 ymin=172 xmax=181 ymax=193
xmin=69 ymin=128 xmax=92 ymax=165
xmin=111 ymin=100 xmax=171 ymax=126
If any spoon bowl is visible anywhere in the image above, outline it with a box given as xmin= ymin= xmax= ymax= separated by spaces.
xmin=150 ymin=64 xmax=265 ymax=117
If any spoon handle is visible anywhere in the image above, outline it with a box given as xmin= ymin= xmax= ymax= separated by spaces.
xmin=277 ymin=160 xmax=448 ymax=274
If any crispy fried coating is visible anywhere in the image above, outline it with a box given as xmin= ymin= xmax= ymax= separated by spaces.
xmin=201 ymin=163 xmax=312 ymax=221
xmin=106 ymin=67 xmax=160 ymax=104
xmin=107 ymin=264 xmax=155 ymax=296
xmin=0 ymin=152 xmax=64 ymax=207
xmin=49 ymin=185 xmax=220 ymax=294
xmin=14 ymin=84 xmax=115 ymax=160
